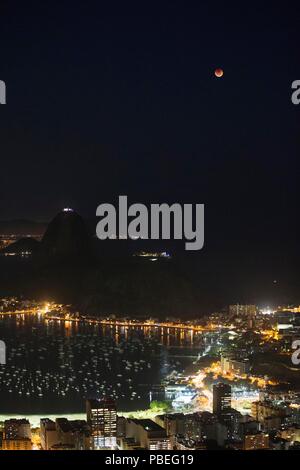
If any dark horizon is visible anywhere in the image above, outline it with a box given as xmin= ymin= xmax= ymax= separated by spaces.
xmin=1 ymin=2 xmax=300 ymax=311
xmin=0 ymin=206 xmax=298 ymax=313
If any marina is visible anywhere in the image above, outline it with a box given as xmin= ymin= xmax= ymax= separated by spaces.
xmin=0 ymin=313 xmax=201 ymax=415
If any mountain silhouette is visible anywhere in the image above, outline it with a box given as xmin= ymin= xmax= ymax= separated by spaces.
xmin=40 ymin=208 xmax=91 ymax=259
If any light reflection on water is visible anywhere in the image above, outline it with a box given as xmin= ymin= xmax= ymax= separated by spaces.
xmin=0 ymin=315 xmax=202 ymax=414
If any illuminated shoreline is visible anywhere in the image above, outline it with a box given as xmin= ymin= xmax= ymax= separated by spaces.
xmin=0 ymin=409 xmax=167 ymax=428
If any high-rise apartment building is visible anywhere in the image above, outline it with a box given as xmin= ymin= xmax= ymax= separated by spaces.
xmin=229 ymin=304 xmax=256 ymax=318
xmin=86 ymin=398 xmax=117 ymax=449
xmin=213 ymin=383 xmax=231 ymax=416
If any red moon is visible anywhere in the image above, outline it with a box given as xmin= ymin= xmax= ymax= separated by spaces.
xmin=215 ymin=68 xmax=224 ymax=78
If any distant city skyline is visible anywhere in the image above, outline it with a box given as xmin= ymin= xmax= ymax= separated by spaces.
xmin=1 ymin=298 xmax=300 ymax=450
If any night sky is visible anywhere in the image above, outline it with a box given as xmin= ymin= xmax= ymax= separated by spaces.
xmin=0 ymin=2 xmax=300 ymax=305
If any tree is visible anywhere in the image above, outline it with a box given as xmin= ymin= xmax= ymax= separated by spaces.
xmin=150 ymin=400 xmax=170 ymax=412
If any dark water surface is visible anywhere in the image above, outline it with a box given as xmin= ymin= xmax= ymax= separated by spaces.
xmin=0 ymin=314 xmax=200 ymax=414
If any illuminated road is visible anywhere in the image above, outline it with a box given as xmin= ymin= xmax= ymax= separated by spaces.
xmin=0 ymin=302 xmax=227 ymax=333
xmin=44 ymin=316 xmax=223 ymax=333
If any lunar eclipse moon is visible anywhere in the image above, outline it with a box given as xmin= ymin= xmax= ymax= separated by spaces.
xmin=214 ymin=68 xmax=224 ymax=78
